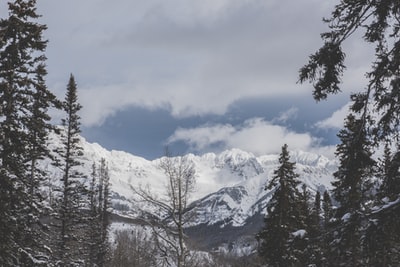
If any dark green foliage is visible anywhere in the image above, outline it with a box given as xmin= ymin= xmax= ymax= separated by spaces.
xmin=87 ymin=159 xmax=111 ymax=267
xmin=332 ymin=113 xmax=374 ymax=217
xmin=322 ymin=190 xmax=333 ymax=230
xmin=0 ymin=1 xmax=114 ymax=265
xmin=299 ymin=1 xmax=400 ymax=108
xmin=302 ymin=188 xmax=325 ymax=267
xmin=378 ymin=143 xmax=400 ymax=201
xmin=51 ymin=74 xmax=87 ymax=265
xmin=364 ymin=142 xmax=400 ymax=266
xmin=87 ymin=162 xmax=100 ymax=265
xmin=366 ymin=199 xmax=400 ymax=266
xmin=298 ymin=41 xmax=346 ymax=100
xmin=320 ymin=190 xmax=336 ymax=266
xmin=97 ymin=158 xmax=111 ymax=266
xmin=257 ymin=144 xmax=303 ymax=266
xmin=311 ymin=191 xmax=327 ymax=266
xmin=329 ymin=113 xmax=374 ymax=266
xmin=0 ymin=0 xmax=56 ymax=265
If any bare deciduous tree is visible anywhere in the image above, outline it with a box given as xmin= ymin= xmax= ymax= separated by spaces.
xmin=132 ymin=153 xmax=196 ymax=267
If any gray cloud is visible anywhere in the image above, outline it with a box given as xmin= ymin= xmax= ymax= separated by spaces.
xmin=35 ymin=0 xmax=342 ymax=126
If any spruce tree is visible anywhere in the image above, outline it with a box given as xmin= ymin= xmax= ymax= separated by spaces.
xmin=305 ymin=190 xmax=324 ymax=267
xmin=86 ymin=158 xmax=111 ymax=267
xmin=330 ymin=113 xmax=374 ymax=266
xmin=291 ymin=184 xmax=313 ymax=266
xmin=51 ymin=74 xmax=86 ymax=265
xmin=364 ymin=142 xmax=400 ymax=266
xmin=97 ymin=158 xmax=111 ymax=266
xmin=0 ymin=0 xmax=55 ymax=265
xmin=322 ymin=190 xmax=333 ymax=232
xmin=257 ymin=144 xmax=302 ymax=267
xmin=87 ymin=162 xmax=100 ymax=265
xmin=379 ymin=143 xmax=400 ymax=201
xmin=289 ymin=186 xmax=324 ymax=267
xmin=321 ymin=190 xmax=334 ymax=266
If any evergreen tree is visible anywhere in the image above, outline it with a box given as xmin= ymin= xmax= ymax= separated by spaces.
xmin=257 ymin=144 xmax=302 ymax=267
xmin=51 ymin=74 xmax=86 ymax=265
xmin=322 ymin=190 xmax=333 ymax=231
xmin=97 ymin=158 xmax=111 ymax=266
xmin=87 ymin=162 xmax=100 ymax=265
xmin=379 ymin=143 xmax=400 ymax=201
xmin=330 ymin=113 xmax=374 ymax=266
xmin=86 ymin=158 xmax=111 ymax=267
xmin=290 ymin=186 xmax=324 ymax=267
xmin=291 ymin=184 xmax=312 ymax=266
xmin=364 ymin=142 xmax=400 ymax=266
xmin=0 ymin=0 xmax=55 ymax=265
xmin=306 ymin=190 xmax=324 ymax=267
xmin=321 ymin=190 xmax=334 ymax=266
xmin=300 ymin=188 xmax=324 ymax=266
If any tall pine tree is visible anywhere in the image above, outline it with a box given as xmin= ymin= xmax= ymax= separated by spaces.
xmin=296 ymin=186 xmax=324 ymax=267
xmin=86 ymin=158 xmax=111 ymax=267
xmin=330 ymin=113 xmax=375 ymax=266
xmin=51 ymin=74 xmax=86 ymax=265
xmin=96 ymin=158 xmax=111 ymax=266
xmin=257 ymin=144 xmax=302 ymax=267
xmin=321 ymin=190 xmax=334 ymax=266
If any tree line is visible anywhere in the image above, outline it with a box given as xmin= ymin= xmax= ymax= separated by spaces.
xmin=0 ymin=1 xmax=111 ymax=266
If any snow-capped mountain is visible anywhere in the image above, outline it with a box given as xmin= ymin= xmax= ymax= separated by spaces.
xmin=43 ymin=131 xmax=337 ymax=252
xmin=187 ymin=150 xmax=336 ymax=227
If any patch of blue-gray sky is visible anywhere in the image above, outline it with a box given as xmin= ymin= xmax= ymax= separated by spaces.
xmin=83 ymin=94 xmax=348 ymax=159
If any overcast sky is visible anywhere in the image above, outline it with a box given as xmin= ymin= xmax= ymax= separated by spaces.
xmin=2 ymin=0 xmax=375 ymax=159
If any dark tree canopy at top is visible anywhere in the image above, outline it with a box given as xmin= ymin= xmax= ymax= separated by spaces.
xmin=299 ymin=0 xmax=400 ymax=101
xmin=299 ymin=0 xmax=400 ymax=144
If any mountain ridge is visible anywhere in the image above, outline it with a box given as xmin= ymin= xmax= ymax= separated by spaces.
xmin=43 ymin=130 xmax=337 ymax=252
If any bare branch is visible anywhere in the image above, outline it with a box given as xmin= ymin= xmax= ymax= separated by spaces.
xmin=131 ymin=153 xmax=197 ymax=267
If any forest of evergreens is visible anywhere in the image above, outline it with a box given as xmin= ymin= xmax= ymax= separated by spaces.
xmin=0 ymin=1 xmax=110 ymax=265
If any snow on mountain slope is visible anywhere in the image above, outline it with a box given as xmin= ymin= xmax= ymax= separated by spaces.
xmin=188 ymin=150 xmax=336 ymax=227
xmin=42 ymin=130 xmax=337 ymax=228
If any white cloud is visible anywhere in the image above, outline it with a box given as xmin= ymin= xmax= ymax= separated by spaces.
xmin=168 ymin=118 xmax=321 ymax=156
xmin=273 ymin=107 xmax=299 ymax=123
xmin=315 ymin=103 xmax=350 ymax=129
xmin=167 ymin=124 xmax=236 ymax=151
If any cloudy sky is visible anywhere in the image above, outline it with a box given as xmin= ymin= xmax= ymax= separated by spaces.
xmin=2 ymin=0 xmax=374 ymax=159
